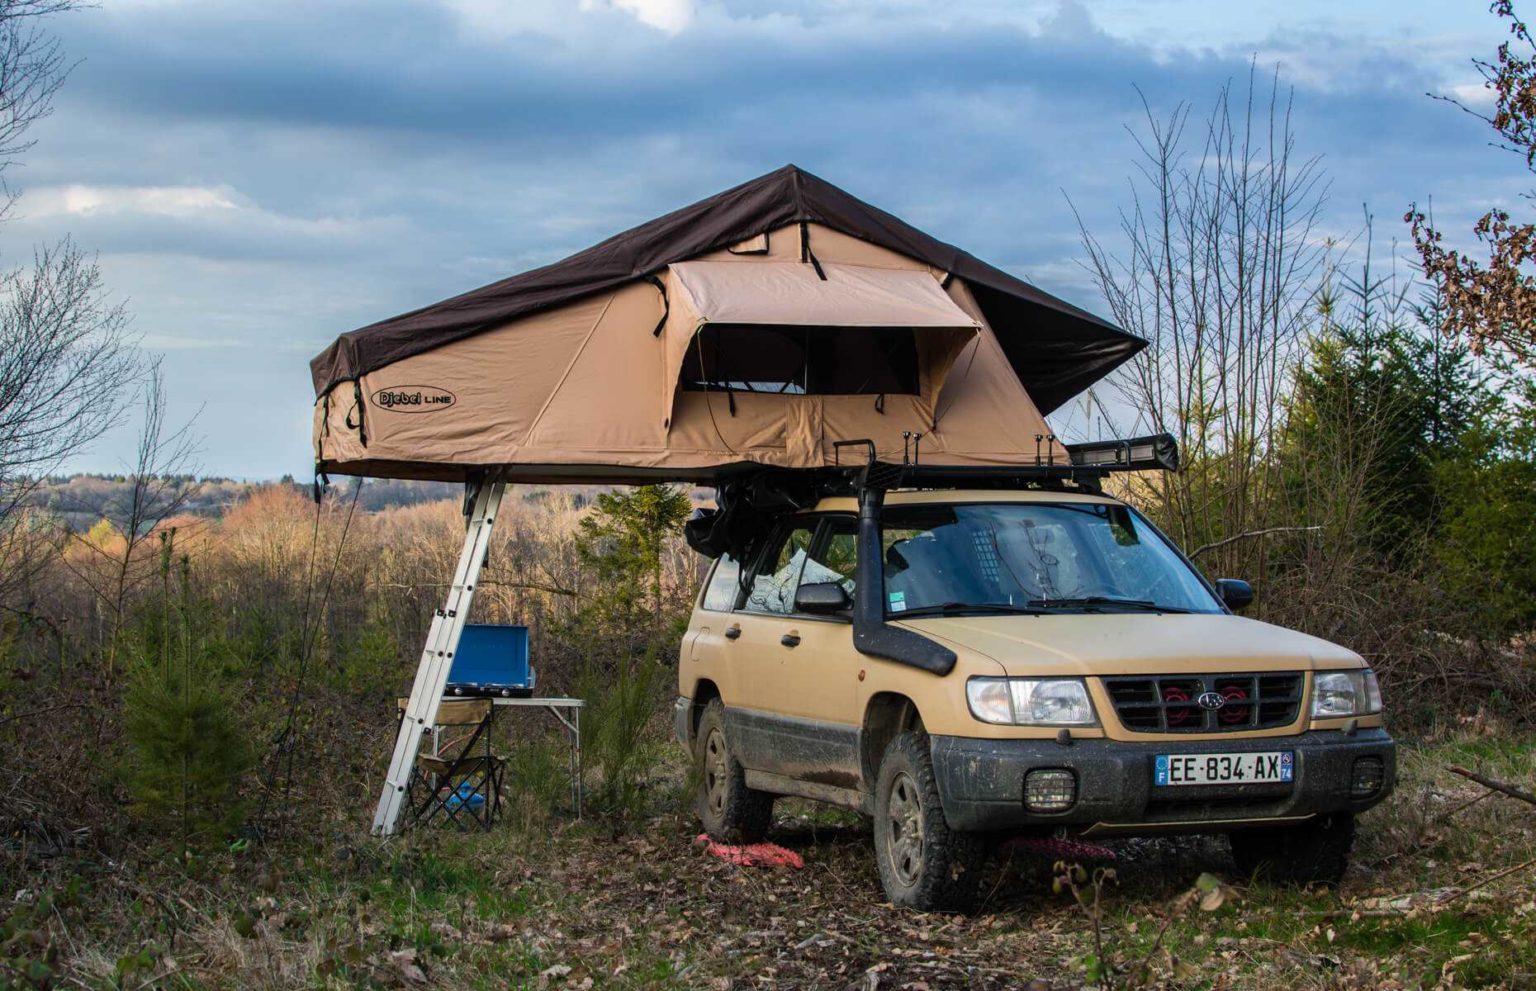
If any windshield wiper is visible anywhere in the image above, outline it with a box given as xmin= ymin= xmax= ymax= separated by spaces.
xmin=897 ymin=601 xmax=1049 ymax=618
xmin=1028 ymin=596 xmax=1190 ymax=614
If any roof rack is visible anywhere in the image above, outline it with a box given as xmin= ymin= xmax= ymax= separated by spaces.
xmin=823 ymin=432 xmax=1178 ymax=495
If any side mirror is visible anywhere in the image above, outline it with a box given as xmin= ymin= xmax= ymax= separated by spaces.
xmin=1215 ymin=578 xmax=1254 ymax=613
xmin=795 ymin=582 xmax=852 ymax=615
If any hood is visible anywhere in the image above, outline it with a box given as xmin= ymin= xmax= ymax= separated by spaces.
xmin=894 ymin=613 xmax=1363 ymax=678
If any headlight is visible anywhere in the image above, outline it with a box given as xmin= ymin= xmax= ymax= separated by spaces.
xmin=966 ymin=677 xmax=1098 ymax=726
xmin=1312 ymin=669 xmax=1382 ymax=717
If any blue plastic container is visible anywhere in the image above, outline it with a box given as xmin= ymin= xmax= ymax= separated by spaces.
xmin=445 ymin=624 xmax=533 ymax=697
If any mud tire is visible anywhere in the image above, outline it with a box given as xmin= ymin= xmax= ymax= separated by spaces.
xmin=872 ymin=731 xmax=985 ymax=911
xmin=695 ymin=699 xmax=773 ymax=842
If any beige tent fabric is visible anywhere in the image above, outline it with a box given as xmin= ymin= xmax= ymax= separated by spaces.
xmin=668 ymin=260 xmax=977 ymax=329
xmin=313 ymin=222 xmax=1065 ymax=482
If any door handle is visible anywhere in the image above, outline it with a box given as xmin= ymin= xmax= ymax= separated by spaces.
xmin=781 ymin=633 xmax=801 ymax=648
xmin=723 ymin=626 xmax=741 ymax=640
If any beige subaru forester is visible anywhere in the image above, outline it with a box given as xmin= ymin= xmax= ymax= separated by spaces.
xmin=674 ymin=480 xmax=1394 ymax=911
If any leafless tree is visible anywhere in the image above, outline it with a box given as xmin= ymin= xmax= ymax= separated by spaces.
xmin=1074 ymin=65 xmax=1329 ymax=570
xmin=0 ymin=1 xmax=75 ymax=207
xmin=0 ymin=245 xmax=138 ymax=601
xmin=0 ymin=0 xmax=142 ymax=609
xmin=62 ymin=363 xmax=201 ymax=676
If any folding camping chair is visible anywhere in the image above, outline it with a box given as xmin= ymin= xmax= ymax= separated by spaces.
xmin=396 ymin=697 xmax=505 ymax=830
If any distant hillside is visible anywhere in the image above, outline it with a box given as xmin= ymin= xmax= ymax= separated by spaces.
xmin=13 ymin=474 xmax=709 ymax=532
xmin=18 ymin=474 xmax=461 ymax=531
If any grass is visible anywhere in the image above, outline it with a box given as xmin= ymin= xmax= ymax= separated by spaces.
xmin=4 ymin=730 xmax=1534 ymax=990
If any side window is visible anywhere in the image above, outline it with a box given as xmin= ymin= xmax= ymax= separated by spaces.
xmin=811 ymin=518 xmax=858 ymax=597
xmin=745 ymin=524 xmax=816 ymax=615
xmin=700 ymin=554 xmax=741 ymax=612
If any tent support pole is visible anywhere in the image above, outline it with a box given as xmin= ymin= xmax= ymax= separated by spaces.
xmin=370 ymin=478 xmax=507 ymax=835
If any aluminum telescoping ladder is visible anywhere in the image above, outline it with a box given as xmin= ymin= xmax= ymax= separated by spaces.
xmin=371 ymin=480 xmax=506 ymax=835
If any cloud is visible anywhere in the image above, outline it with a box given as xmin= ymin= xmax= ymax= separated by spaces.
xmin=13 ymin=0 xmax=1510 ymax=477
xmin=24 ymin=184 xmax=242 ymax=218
xmin=587 ymin=0 xmax=696 ymax=33
xmin=1448 ymin=80 xmax=1495 ymax=108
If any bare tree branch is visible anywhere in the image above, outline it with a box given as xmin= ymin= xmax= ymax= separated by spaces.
xmin=1074 ymin=63 xmax=1329 ymax=576
xmin=1188 ymin=525 xmax=1324 ymax=561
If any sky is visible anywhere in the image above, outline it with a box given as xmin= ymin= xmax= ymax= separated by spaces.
xmin=5 ymin=0 xmax=1518 ymax=479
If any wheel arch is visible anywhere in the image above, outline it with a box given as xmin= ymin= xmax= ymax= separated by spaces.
xmin=861 ymin=692 xmax=924 ymax=790
xmin=687 ymin=678 xmax=722 ymax=742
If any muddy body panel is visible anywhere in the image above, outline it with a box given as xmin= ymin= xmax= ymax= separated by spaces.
xmin=930 ymin=728 xmax=1395 ymax=833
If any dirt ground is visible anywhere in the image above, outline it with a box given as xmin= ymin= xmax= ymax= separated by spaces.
xmin=5 ymin=733 xmax=1535 ymax=990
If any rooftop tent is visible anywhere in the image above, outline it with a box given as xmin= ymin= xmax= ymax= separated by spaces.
xmin=310 ymin=165 xmax=1146 ymax=483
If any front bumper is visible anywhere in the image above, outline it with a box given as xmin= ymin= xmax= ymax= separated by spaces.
xmin=931 ymin=729 xmax=1395 ymax=833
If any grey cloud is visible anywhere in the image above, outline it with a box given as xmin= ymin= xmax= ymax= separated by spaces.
xmin=10 ymin=0 xmax=1510 ymax=477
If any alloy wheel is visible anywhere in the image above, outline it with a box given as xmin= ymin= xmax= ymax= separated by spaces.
xmin=703 ymin=726 xmax=728 ymax=817
xmin=885 ymin=770 xmax=924 ymax=887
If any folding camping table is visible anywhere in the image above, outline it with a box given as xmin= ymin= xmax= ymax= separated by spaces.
xmin=489 ymin=695 xmax=584 ymax=819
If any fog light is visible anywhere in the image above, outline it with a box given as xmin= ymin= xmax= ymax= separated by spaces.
xmin=1351 ymin=756 xmax=1385 ymax=797
xmin=1024 ymin=769 xmax=1077 ymax=812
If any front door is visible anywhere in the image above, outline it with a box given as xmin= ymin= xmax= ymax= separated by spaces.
xmin=727 ymin=515 xmax=861 ymax=788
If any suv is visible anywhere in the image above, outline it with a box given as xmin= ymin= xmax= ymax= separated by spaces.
xmin=675 ymin=485 xmax=1395 ymax=910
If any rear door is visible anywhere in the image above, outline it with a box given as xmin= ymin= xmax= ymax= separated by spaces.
xmin=727 ymin=515 xmax=862 ymax=786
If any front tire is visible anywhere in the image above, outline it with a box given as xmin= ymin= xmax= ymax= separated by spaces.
xmin=873 ymin=731 xmax=985 ymax=911
xmin=1228 ymin=812 xmax=1355 ymax=887
xmin=695 ymin=699 xmax=773 ymax=842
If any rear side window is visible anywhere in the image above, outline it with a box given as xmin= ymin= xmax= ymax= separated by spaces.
xmin=745 ymin=524 xmax=817 ymax=614
xmin=700 ymin=555 xmax=742 ymax=612
xmin=742 ymin=517 xmax=858 ymax=616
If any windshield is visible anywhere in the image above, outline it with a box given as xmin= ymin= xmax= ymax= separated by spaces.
xmin=881 ymin=502 xmax=1221 ymax=616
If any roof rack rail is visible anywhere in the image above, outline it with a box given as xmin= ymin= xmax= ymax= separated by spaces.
xmin=823 ymin=432 xmax=1178 ymax=494
xmin=688 ymin=433 xmax=1178 ymax=562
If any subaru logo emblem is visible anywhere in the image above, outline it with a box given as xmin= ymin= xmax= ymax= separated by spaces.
xmin=1196 ymin=691 xmax=1226 ymax=710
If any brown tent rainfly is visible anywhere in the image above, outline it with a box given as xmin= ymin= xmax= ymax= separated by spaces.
xmin=310 ymin=165 xmax=1145 ymax=484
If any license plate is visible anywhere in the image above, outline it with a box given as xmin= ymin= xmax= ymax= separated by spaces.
xmin=1154 ymin=751 xmax=1293 ymax=786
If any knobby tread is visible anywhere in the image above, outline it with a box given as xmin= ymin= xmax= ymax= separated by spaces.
xmin=695 ymin=699 xmax=773 ymax=843
xmin=873 ymin=731 xmax=986 ymax=912
xmin=1229 ymin=812 xmax=1356 ymax=887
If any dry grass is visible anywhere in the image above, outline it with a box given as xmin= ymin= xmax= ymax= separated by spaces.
xmin=3 ymin=486 xmax=1534 ymax=988
xmin=4 ymin=727 xmax=1533 ymax=990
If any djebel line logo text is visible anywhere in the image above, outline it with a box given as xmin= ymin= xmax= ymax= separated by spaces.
xmin=370 ymin=386 xmax=457 ymax=413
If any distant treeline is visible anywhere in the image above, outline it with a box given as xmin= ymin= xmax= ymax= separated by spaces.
xmin=15 ymin=473 xmax=661 ymax=532
xmin=17 ymin=474 xmax=462 ymax=530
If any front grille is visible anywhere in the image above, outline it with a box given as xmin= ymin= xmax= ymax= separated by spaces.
xmin=1101 ymin=673 xmax=1303 ymax=733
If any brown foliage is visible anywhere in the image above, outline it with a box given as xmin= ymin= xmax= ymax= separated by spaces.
xmin=1408 ymin=0 xmax=1536 ymax=368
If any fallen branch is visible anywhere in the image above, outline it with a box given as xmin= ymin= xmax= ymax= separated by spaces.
xmin=1314 ymin=858 xmax=1536 ymax=919
xmin=1189 ymin=526 xmax=1323 ymax=560
xmin=0 ymin=702 xmax=90 ymax=728
xmin=1449 ymin=766 xmax=1536 ymax=808
xmin=1452 ymin=855 xmax=1536 ymax=903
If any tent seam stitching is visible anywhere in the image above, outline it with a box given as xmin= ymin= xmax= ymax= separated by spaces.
xmin=523 ymin=293 xmax=619 ymax=444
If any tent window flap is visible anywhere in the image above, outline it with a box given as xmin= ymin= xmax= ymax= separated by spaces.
xmin=664 ymin=260 xmax=981 ymax=418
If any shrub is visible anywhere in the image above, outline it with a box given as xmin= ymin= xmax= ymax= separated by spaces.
xmin=121 ymin=536 xmax=250 ymax=849
xmin=575 ymin=646 xmax=669 ymax=824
